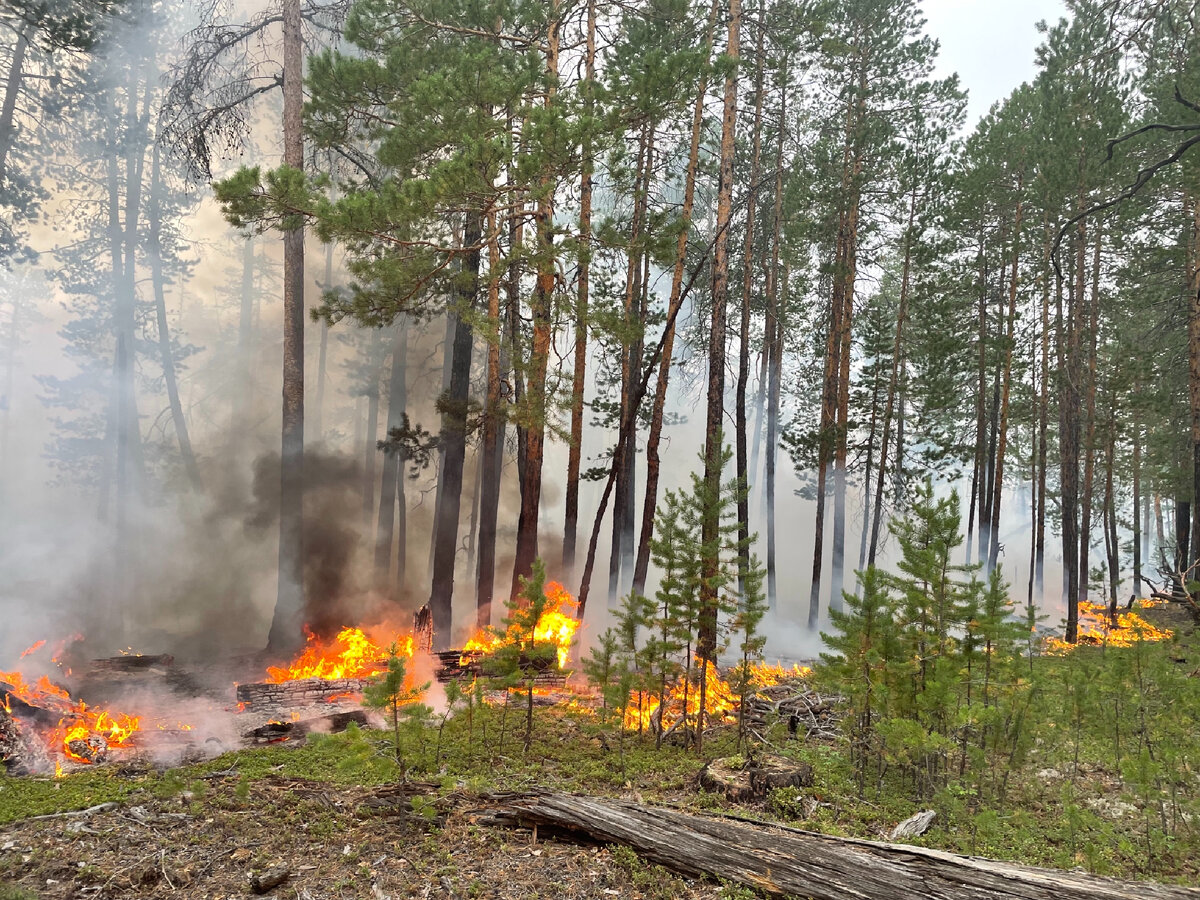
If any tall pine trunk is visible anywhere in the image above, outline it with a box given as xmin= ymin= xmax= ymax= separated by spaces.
xmin=430 ymin=215 xmax=480 ymax=649
xmin=0 ymin=27 xmax=29 ymax=182
xmin=697 ymin=0 xmax=740 ymax=752
xmin=630 ymin=0 xmax=718 ymax=601
xmin=477 ymin=207 xmax=505 ymax=628
xmin=376 ymin=316 xmax=410 ymax=601
xmin=148 ymin=143 xmax=201 ymax=489
xmin=610 ymin=123 xmax=652 ymax=602
xmin=510 ymin=10 xmax=559 ymax=599
xmin=562 ymin=0 xmax=595 ymax=579
xmin=988 ymin=182 xmax=1023 ymax=572
xmin=735 ymin=13 xmax=766 ymax=598
xmin=268 ymin=0 xmax=306 ymax=653
xmin=763 ymin=81 xmax=787 ymax=611
xmin=1078 ymin=226 xmax=1101 ymax=613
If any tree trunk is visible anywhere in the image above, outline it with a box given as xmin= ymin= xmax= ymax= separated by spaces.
xmin=361 ymin=331 xmax=382 ymax=529
xmin=510 ymin=9 xmax=559 ymax=600
xmin=477 ymin=207 xmax=505 ymax=629
xmin=268 ymin=0 xmax=306 ymax=654
xmin=148 ymin=143 xmax=201 ymax=490
xmin=698 ymin=0 xmax=740 ymax=751
xmin=1188 ymin=193 xmax=1200 ymax=575
xmin=1132 ymin=374 xmax=1142 ymax=594
xmin=630 ymin=0 xmax=718 ymax=602
xmin=1104 ymin=395 xmax=1119 ymax=614
xmin=763 ymin=82 xmax=787 ymax=611
xmin=0 ymin=27 xmax=28 ymax=182
xmin=809 ymin=265 xmax=839 ymax=630
xmin=989 ymin=184 xmax=1023 ymax=573
xmin=1078 ymin=226 xmax=1101 ymax=611
xmin=562 ymin=0 xmax=596 ymax=580
xmin=431 ymin=215 xmax=480 ymax=649
xmin=1059 ymin=209 xmax=1085 ymax=644
xmin=735 ymin=13 xmax=766 ymax=598
xmin=868 ymin=177 xmax=917 ymax=569
xmin=376 ymin=316 xmax=410 ymax=601
xmin=1036 ymin=212 xmax=1050 ymax=596
xmin=967 ymin=235 xmax=987 ymax=563
xmin=611 ymin=122 xmax=652 ymax=602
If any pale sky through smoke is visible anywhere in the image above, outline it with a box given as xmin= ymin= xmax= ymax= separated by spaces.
xmin=922 ymin=0 xmax=1070 ymax=126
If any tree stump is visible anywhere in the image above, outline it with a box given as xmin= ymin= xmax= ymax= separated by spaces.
xmin=700 ymin=754 xmax=814 ymax=802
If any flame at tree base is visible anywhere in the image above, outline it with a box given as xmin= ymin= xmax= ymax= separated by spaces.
xmin=624 ymin=661 xmax=736 ymax=733
xmin=1045 ymin=600 xmax=1174 ymax=654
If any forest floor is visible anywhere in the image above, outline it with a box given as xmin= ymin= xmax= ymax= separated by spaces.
xmin=2 ymin=603 xmax=1200 ymax=899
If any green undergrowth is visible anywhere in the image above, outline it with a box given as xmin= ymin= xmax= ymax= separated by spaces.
xmin=5 ymin=620 xmax=1200 ymax=885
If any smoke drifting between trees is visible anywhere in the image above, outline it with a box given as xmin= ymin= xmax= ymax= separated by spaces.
xmin=0 ymin=0 xmax=1198 ymax=659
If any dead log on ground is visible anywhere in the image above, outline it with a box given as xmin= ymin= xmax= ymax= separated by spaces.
xmin=474 ymin=791 xmax=1200 ymax=900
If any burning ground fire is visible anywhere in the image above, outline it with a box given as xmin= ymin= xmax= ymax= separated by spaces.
xmin=3 ymin=582 xmax=820 ymax=774
xmin=1 ymin=647 xmax=142 ymax=767
xmin=265 ymin=627 xmax=414 ymax=683
xmin=1045 ymin=600 xmax=1174 ymax=653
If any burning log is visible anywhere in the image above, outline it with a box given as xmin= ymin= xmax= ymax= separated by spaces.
xmin=476 ymin=791 xmax=1200 ymax=900
xmin=434 ymin=650 xmax=568 ymax=688
xmin=87 ymin=654 xmax=175 ymax=675
xmin=241 ymin=710 xmax=372 ymax=745
xmin=236 ymin=677 xmax=372 ymax=708
xmin=0 ymin=703 xmax=19 ymax=768
xmin=413 ymin=605 xmax=433 ymax=656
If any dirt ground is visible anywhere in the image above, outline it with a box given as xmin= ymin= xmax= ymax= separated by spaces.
xmin=0 ymin=773 xmax=728 ymax=900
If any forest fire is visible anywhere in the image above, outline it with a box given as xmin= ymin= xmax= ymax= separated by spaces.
xmin=1046 ymin=601 xmax=1174 ymax=653
xmin=1 ymin=661 xmax=142 ymax=764
xmin=748 ymin=662 xmax=813 ymax=687
xmin=460 ymin=581 xmax=580 ymax=670
xmin=624 ymin=661 xmax=736 ymax=733
xmin=265 ymin=626 xmax=413 ymax=683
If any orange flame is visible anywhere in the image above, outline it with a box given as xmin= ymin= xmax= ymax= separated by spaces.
xmin=1 ymin=666 xmax=141 ymax=763
xmin=461 ymin=581 xmax=580 ymax=670
xmin=1045 ymin=601 xmax=1173 ymax=654
xmin=624 ymin=661 xmax=736 ymax=732
xmin=265 ymin=627 xmax=412 ymax=683
xmin=749 ymin=662 xmax=812 ymax=687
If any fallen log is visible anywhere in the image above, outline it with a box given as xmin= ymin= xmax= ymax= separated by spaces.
xmin=475 ymin=791 xmax=1200 ymax=900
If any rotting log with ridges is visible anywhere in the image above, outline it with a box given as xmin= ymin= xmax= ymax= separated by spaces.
xmin=473 ymin=791 xmax=1200 ymax=900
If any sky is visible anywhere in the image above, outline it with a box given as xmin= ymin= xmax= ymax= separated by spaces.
xmin=922 ymin=0 xmax=1070 ymax=125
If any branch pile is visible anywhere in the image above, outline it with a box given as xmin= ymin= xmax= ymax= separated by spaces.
xmin=743 ymin=683 xmax=842 ymax=742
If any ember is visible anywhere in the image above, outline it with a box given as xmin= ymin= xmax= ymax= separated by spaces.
xmin=1045 ymin=601 xmax=1174 ymax=653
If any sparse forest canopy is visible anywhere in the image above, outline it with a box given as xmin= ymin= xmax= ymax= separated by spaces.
xmin=4 ymin=0 xmax=1200 ymax=694
xmin=10 ymin=0 xmax=1200 ymax=893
